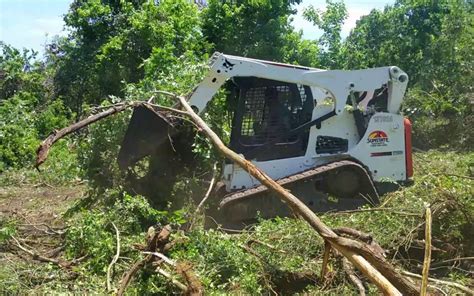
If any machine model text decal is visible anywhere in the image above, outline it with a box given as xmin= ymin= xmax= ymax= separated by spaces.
xmin=373 ymin=115 xmax=393 ymax=123
xmin=367 ymin=130 xmax=389 ymax=147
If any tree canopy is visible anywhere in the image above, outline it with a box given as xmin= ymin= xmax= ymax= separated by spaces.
xmin=0 ymin=0 xmax=472 ymax=171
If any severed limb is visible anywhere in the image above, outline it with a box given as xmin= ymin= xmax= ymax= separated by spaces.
xmin=402 ymin=271 xmax=473 ymax=295
xmin=420 ymin=207 xmax=432 ymax=296
xmin=321 ymin=240 xmax=332 ymax=279
xmin=194 ymin=162 xmax=218 ymax=215
xmin=117 ymin=225 xmax=171 ymax=296
xmin=36 ymin=101 xmax=140 ymax=169
xmin=343 ymin=257 xmax=366 ymax=296
xmin=107 ymin=222 xmax=121 ymax=292
xmin=11 ymin=236 xmax=86 ymax=269
xmin=159 ymin=90 xmax=419 ymax=296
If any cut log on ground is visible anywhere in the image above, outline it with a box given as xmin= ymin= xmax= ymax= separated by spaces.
xmin=117 ymin=225 xmax=172 ymax=296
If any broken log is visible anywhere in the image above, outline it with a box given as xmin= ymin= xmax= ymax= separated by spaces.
xmin=160 ymin=90 xmax=419 ymax=296
xmin=117 ymin=225 xmax=172 ymax=296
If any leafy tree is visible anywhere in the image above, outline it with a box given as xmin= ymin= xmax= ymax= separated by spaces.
xmin=202 ymin=0 xmax=318 ymax=65
xmin=0 ymin=43 xmax=71 ymax=171
xmin=52 ymin=0 xmax=207 ymax=116
xmin=343 ymin=0 xmax=473 ymax=148
xmin=303 ymin=0 xmax=347 ymax=68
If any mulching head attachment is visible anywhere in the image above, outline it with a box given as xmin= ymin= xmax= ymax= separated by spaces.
xmin=117 ymin=104 xmax=179 ymax=170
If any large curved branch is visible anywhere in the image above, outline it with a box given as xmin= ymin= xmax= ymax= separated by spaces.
xmin=35 ymin=102 xmax=139 ymax=169
xmin=158 ymin=90 xmax=419 ymax=296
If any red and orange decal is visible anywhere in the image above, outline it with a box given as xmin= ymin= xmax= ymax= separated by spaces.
xmin=367 ymin=130 xmax=389 ymax=146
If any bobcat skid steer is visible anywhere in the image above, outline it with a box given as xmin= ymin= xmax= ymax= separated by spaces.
xmin=118 ymin=52 xmax=413 ymax=227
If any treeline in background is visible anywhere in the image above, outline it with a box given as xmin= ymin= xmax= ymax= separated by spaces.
xmin=1 ymin=0 xmax=472 ymax=177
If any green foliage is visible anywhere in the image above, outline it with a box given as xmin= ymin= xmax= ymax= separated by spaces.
xmin=0 ymin=96 xmax=39 ymax=170
xmin=0 ymin=95 xmax=75 ymax=173
xmin=304 ymin=0 xmax=347 ymax=68
xmin=77 ymin=104 xmax=130 ymax=190
xmin=53 ymin=0 xmax=208 ymax=116
xmin=65 ymin=190 xmax=185 ymax=274
xmin=172 ymin=229 xmax=263 ymax=293
xmin=0 ymin=220 xmax=16 ymax=243
xmin=202 ymin=0 xmax=308 ymax=63
xmin=0 ymin=43 xmax=76 ymax=174
xmin=344 ymin=0 xmax=473 ymax=148
xmin=0 ymin=43 xmax=45 ymax=102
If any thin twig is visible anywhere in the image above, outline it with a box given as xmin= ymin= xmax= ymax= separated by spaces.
xmin=18 ymin=223 xmax=68 ymax=235
xmin=107 ymin=222 xmax=121 ymax=292
xmin=328 ymin=207 xmax=421 ymax=217
xmin=142 ymin=252 xmax=176 ymax=266
xmin=431 ymin=256 xmax=474 ymax=266
xmin=343 ymin=258 xmax=366 ymax=296
xmin=421 ymin=208 xmax=432 ymax=296
xmin=11 ymin=236 xmax=81 ymax=269
xmin=195 ymin=162 xmax=218 ymax=215
xmin=155 ymin=267 xmax=188 ymax=292
xmin=321 ymin=240 xmax=331 ymax=279
xmin=402 ymin=271 xmax=474 ymax=295
xmin=147 ymin=102 xmax=189 ymax=116
xmin=247 ymin=239 xmax=286 ymax=253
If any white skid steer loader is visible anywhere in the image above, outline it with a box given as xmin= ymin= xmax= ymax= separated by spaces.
xmin=118 ymin=52 xmax=413 ymax=227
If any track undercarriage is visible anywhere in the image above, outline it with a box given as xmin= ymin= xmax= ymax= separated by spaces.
xmin=209 ymin=160 xmax=379 ymax=229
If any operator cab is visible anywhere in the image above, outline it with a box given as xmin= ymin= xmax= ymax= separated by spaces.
xmin=228 ymin=77 xmax=314 ymax=161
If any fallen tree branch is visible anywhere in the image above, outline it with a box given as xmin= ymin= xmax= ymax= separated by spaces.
xmin=328 ymin=207 xmax=421 ymax=217
xmin=143 ymin=251 xmax=176 ymax=266
xmin=194 ymin=162 xmax=218 ymax=215
xmin=11 ymin=236 xmax=83 ymax=269
xmin=401 ymin=271 xmax=474 ymax=295
xmin=117 ymin=256 xmax=149 ymax=296
xmin=321 ymin=240 xmax=332 ymax=279
xmin=420 ymin=208 xmax=432 ymax=296
xmin=107 ymin=222 xmax=121 ymax=292
xmin=333 ymin=227 xmax=386 ymax=258
xmin=156 ymin=267 xmax=188 ymax=292
xmin=35 ymin=101 xmax=140 ymax=168
xmin=176 ymin=262 xmax=203 ymax=295
xmin=18 ymin=223 xmax=68 ymax=235
xmin=343 ymin=258 xmax=366 ymax=296
xmin=333 ymin=227 xmax=373 ymax=244
xmin=161 ymin=90 xmax=419 ymax=296
xmin=117 ymin=225 xmax=172 ymax=296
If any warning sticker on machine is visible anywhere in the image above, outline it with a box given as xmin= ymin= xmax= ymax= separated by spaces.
xmin=367 ymin=130 xmax=389 ymax=147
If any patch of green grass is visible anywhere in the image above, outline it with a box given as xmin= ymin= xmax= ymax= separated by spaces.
xmin=1 ymin=150 xmax=472 ymax=294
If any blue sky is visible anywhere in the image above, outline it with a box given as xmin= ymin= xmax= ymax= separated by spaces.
xmin=0 ymin=0 xmax=394 ymax=55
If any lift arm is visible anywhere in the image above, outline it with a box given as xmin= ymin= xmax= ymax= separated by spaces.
xmin=188 ymin=52 xmax=408 ymax=115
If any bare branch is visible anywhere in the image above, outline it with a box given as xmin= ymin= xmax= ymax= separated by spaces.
xmin=11 ymin=236 xmax=80 ymax=269
xmin=321 ymin=240 xmax=331 ymax=279
xmin=107 ymin=222 xmax=121 ymax=292
xmin=194 ymin=162 xmax=218 ymax=215
xmin=156 ymin=267 xmax=188 ymax=292
xmin=166 ymin=90 xmax=418 ymax=295
xmin=36 ymin=101 xmax=139 ymax=168
xmin=402 ymin=271 xmax=473 ymax=295
xmin=343 ymin=258 xmax=366 ymax=296
xmin=421 ymin=208 xmax=432 ymax=296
